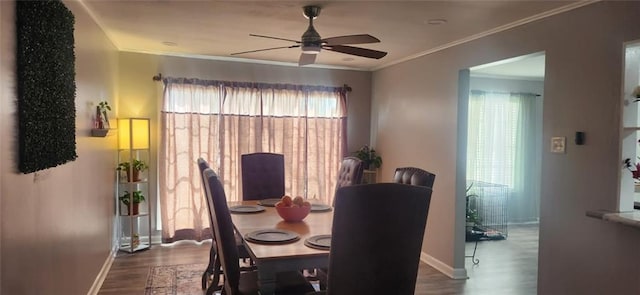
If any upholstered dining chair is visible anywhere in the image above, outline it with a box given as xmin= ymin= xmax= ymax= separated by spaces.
xmin=310 ymin=183 xmax=433 ymax=295
xmin=241 ymin=153 xmax=286 ymax=200
xmin=197 ymin=158 xmax=253 ymax=295
xmin=393 ymin=167 xmax=436 ymax=188
xmin=202 ymin=168 xmax=315 ymax=295
xmin=331 ymin=156 xmax=364 ymax=206
xmin=314 ymin=156 xmax=365 ymax=283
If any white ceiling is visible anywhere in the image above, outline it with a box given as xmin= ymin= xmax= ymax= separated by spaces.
xmin=80 ymin=0 xmax=593 ymax=71
xmin=471 ymin=53 xmax=546 ymax=80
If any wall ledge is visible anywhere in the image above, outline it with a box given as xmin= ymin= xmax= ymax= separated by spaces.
xmin=586 ymin=209 xmax=640 ymax=230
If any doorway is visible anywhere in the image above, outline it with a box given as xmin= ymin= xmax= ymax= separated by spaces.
xmin=458 ymin=52 xmax=545 ymax=292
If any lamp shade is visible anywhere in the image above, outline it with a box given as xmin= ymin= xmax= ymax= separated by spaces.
xmin=118 ymin=118 xmax=149 ymax=150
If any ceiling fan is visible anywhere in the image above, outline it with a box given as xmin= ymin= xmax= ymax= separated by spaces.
xmin=231 ymin=5 xmax=387 ymax=66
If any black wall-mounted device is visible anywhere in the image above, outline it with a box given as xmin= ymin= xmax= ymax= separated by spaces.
xmin=575 ymin=132 xmax=585 ymax=145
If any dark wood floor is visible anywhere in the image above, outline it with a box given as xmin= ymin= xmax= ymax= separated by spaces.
xmin=99 ymin=224 xmax=538 ymax=295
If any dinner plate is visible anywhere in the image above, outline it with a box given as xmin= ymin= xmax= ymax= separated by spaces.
xmin=257 ymin=198 xmax=281 ymax=207
xmin=310 ymin=204 xmax=332 ymax=212
xmin=304 ymin=234 xmax=331 ymax=250
xmin=245 ymin=229 xmax=300 ymax=244
xmin=229 ymin=205 xmax=265 ymax=214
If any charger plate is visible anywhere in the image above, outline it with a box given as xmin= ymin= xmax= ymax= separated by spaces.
xmin=304 ymin=234 xmax=331 ymax=250
xmin=245 ymin=229 xmax=300 ymax=244
xmin=257 ymin=198 xmax=281 ymax=207
xmin=310 ymin=204 xmax=332 ymax=212
xmin=229 ymin=205 xmax=266 ymax=214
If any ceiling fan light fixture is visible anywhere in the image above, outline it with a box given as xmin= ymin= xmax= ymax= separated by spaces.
xmin=232 ymin=5 xmax=387 ymax=65
xmin=426 ymin=19 xmax=447 ymax=25
xmin=303 ymin=6 xmax=321 ymax=20
xmin=302 ymin=45 xmax=321 ymax=54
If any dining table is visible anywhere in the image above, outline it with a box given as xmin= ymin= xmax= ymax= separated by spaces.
xmin=229 ymin=200 xmax=333 ymax=295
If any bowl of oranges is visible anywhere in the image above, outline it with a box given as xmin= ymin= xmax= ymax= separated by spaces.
xmin=275 ymin=195 xmax=311 ymax=222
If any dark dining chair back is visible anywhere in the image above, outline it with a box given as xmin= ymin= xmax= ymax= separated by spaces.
xmin=197 ymin=158 xmax=220 ymax=292
xmin=335 ymin=156 xmax=364 ymax=189
xmin=327 ymin=183 xmax=433 ymax=295
xmin=199 ymin=158 xmax=256 ymax=294
xmin=331 ymin=156 xmax=364 ymax=206
xmin=203 ymin=168 xmax=242 ymax=294
xmin=241 ymin=153 xmax=285 ymax=200
xmin=393 ymin=167 xmax=436 ymax=188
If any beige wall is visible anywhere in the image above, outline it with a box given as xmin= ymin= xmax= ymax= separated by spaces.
xmin=372 ymin=2 xmax=640 ymax=293
xmin=118 ymin=53 xmax=373 ymax=232
xmin=1 ymin=1 xmax=119 ymax=293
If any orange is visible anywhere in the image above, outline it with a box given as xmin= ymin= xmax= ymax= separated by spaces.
xmin=293 ymin=196 xmax=304 ymax=206
xmin=281 ymin=195 xmax=293 ymax=207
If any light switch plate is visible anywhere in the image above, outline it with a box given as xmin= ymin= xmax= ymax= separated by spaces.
xmin=551 ymin=137 xmax=566 ymax=153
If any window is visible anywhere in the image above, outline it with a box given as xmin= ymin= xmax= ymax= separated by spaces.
xmin=158 ymin=78 xmax=347 ymax=242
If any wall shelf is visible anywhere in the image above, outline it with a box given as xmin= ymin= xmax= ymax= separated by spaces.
xmin=90 ymin=128 xmax=109 ymax=137
xmin=586 ymin=209 xmax=640 ymax=230
xmin=618 ymin=45 xmax=640 ymax=212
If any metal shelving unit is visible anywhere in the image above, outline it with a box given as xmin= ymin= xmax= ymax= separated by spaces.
xmin=117 ymin=118 xmax=151 ymax=253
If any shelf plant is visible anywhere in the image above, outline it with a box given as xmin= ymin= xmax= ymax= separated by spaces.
xmin=354 ymin=145 xmax=382 ymax=170
xmin=119 ymin=190 xmax=145 ymax=215
xmin=117 ymin=159 xmax=148 ymax=182
xmin=623 ymin=157 xmax=640 ymax=180
xmin=96 ymin=100 xmax=111 ymax=129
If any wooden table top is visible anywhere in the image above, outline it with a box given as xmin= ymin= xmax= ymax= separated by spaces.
xmin=229 ymin=201 xmax=333 ymax=260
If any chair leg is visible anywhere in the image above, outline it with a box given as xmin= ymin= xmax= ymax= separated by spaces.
xmin=207 ymin=256 xmax=222 ymax=295
xmin=202 ymin=243 xmax=217 ymax=290
xmin=316 ymin=268 xmax=328 ymax=290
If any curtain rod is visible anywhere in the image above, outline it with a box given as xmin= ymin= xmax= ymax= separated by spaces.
xmin=152 ymin=73 xmax=351 ymax=92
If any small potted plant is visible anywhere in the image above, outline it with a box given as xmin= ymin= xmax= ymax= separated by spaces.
xmin=117 ymin=159 xmax=148 ymax=182
xmin=354 ymin=145 xmax=382 ymax=170
xmin=97 ymin=101 xmax=111 ymax=129
xmin=119 ymin=190 xmax=145 ymax=215
xmin=91 ymin=100 xmax=112 ymax=137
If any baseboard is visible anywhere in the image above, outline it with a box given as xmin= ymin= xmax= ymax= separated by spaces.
xmin=87 ymin=246 xmax=117 ymax=295
xmin=420 ymin=252 xmax=468 ymax=280
xmin=151 ymin=234 xmax=162 ymax=245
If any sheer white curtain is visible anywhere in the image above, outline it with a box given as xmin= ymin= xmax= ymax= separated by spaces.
xmin=159 ymin=78 xmax=347 ymax=242
xmin=159 ymin=79 xmax=223 ymax=242
xmin=466 ymin=90 xmax=541 ymax=222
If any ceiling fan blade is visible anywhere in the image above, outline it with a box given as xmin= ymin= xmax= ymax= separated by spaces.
xmin=231 ymin=45 xmax=300 ymax=56
xmin=321 ymin=34 xmax=380 ymax=46
xmin=323 ymin=45 xmax=387 ymax=59
xmin=298 ymin=53 xmax=317 ymax=66
xmin=249 ymin=34 xmax=300 ymax=44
